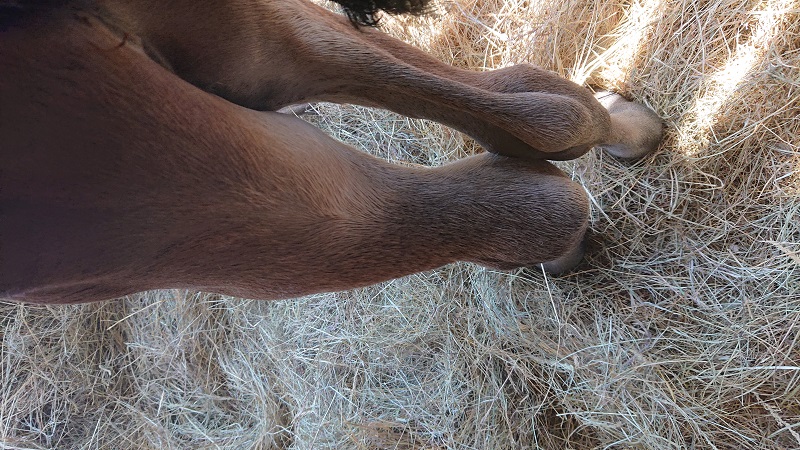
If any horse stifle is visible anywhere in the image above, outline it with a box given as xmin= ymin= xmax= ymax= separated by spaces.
xmin=0 ymin=0 xmax=663 ymax=304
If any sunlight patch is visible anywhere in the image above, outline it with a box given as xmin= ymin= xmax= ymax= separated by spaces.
xmin=572 ymin=0 xmax=664 ymax=85
xmin=676 ymin=0 xmax=796 ymax=157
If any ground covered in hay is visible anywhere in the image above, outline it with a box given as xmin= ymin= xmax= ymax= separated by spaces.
xmin=2 ymin=0 xmax=798 ymax=448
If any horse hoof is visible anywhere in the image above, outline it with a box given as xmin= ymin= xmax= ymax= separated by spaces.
xmin=594 ymin=91 xmax=663 ymax=159
xmin=541 ymin=233 xmax=587 ymax=275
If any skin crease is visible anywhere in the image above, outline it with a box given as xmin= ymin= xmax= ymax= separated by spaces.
xmin=0 ymin=1 xmax=661 ymax=304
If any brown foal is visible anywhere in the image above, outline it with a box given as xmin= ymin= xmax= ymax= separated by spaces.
xmin=0 ymin=0 xmax=662 ymax=303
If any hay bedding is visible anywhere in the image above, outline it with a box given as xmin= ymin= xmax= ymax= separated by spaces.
xmin=1 ymin=0 xmax=798 ymax=448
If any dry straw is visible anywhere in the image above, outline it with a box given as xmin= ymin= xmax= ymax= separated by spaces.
xmin=2 ymin=0 xmax=798 ymax=448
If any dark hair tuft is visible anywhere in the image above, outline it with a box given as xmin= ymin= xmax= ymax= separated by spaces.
xmin=329 ymin=0 xmax=432 ymax=27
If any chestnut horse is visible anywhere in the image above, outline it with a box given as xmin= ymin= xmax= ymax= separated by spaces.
xmin=0 ymin=0 xmax=662 ymax=303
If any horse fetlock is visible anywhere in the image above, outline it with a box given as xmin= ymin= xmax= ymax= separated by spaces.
xmin=474 ymin=66 xmax=611 ymax=157
xmin=477 ymin=92 xmax=599 ymax=158
xmin=448 ymin=156 xmax=589 ymax=269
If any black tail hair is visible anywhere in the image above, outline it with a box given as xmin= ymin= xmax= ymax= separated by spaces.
xmin=0 ymin=1 xmax=432 ymax=29
xmin=330 ymin=0 xmax=432 ymax=27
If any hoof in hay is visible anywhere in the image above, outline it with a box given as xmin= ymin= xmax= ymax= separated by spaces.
xmin=540 ymin=233 xmax=587 ymax=276
xmin=595 ymin=91 xmax=663 ymax=159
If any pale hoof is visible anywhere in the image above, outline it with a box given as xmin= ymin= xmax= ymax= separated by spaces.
xmin=594 ymin=91 xmax=663 ymax=159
